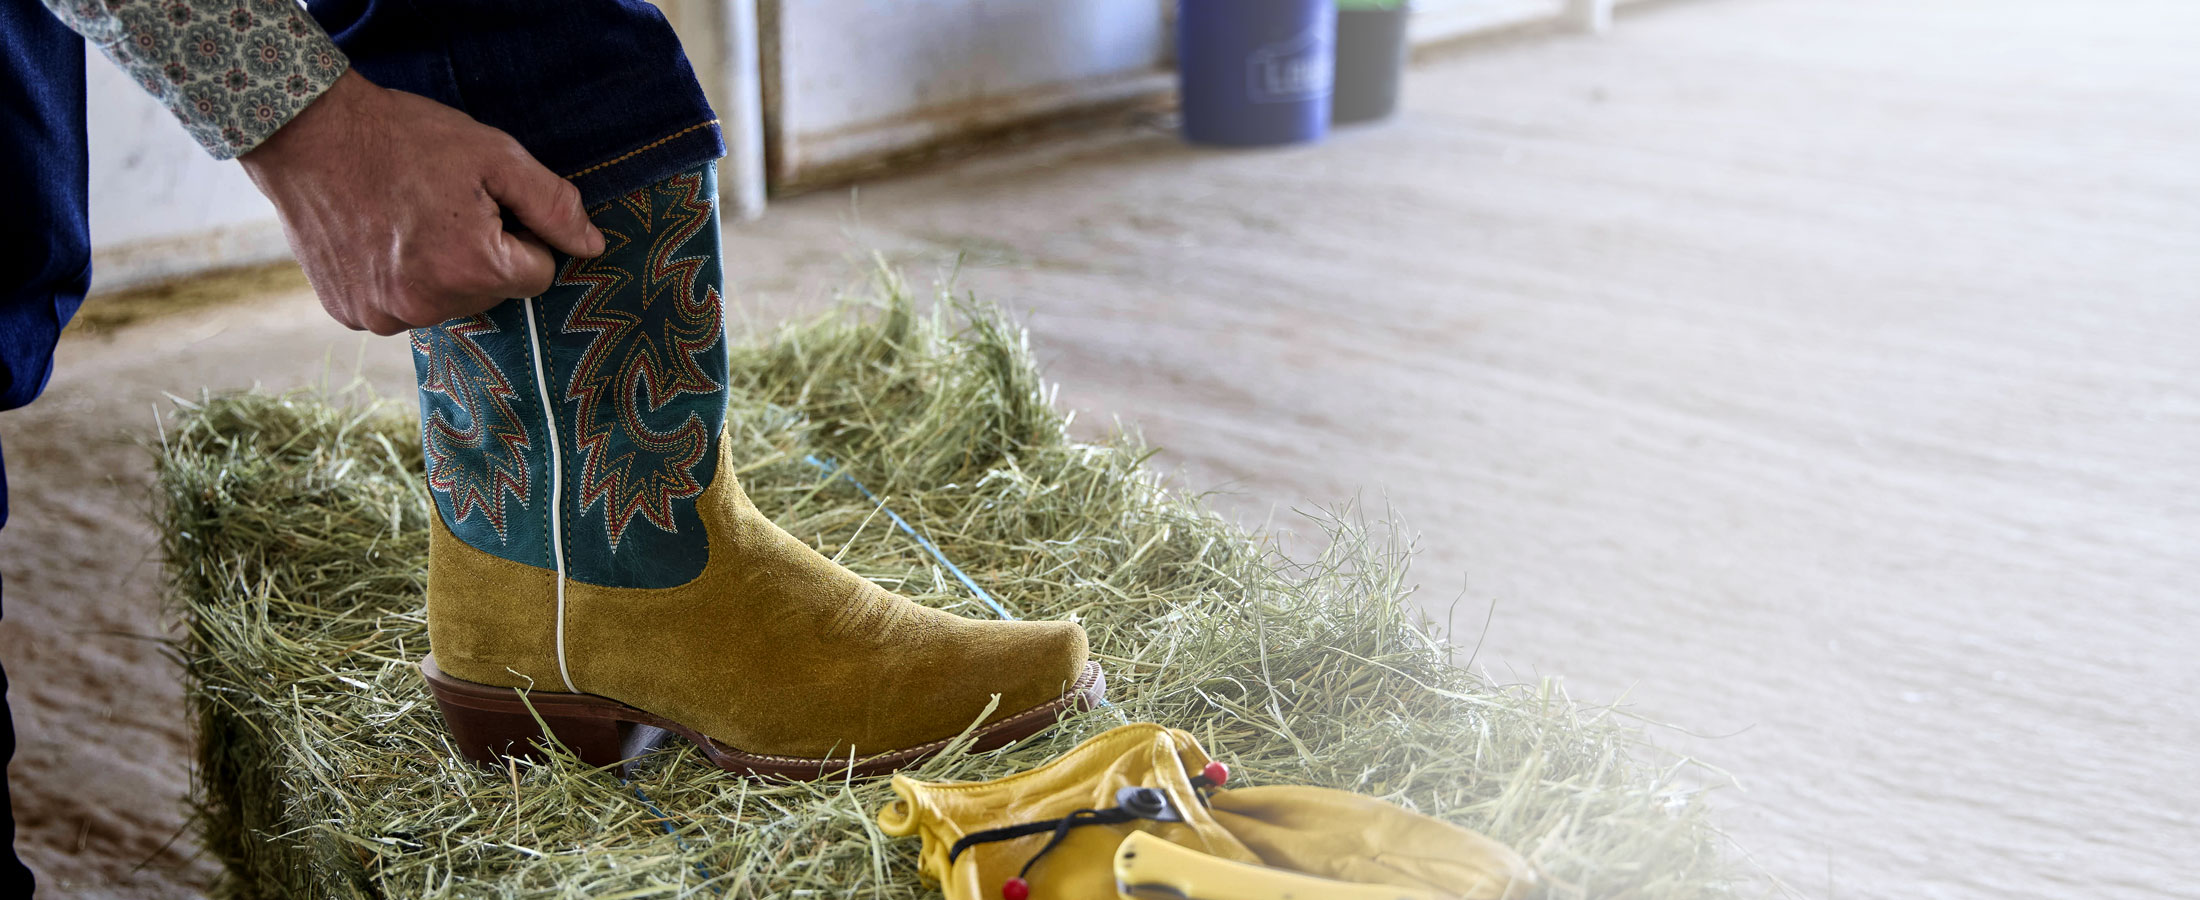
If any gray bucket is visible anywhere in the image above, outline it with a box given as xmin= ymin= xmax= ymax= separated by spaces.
xmin=1333 ymin=5 xmax=1409 ymax=124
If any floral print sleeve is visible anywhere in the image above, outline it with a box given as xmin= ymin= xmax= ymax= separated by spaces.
xmin=42 ymin=0 xmax=349 ymax=159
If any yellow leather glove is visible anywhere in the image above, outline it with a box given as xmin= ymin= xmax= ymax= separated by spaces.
xmin=1112 ymin=831 xmax=1448 ymax=900
xmin=1210 ymin=786 xmax=1536 ymax=899
xmin=880 ymin=723 xmax=1262 ymax=900
xmin=878 ymin=723 xmax=1536 ymax=900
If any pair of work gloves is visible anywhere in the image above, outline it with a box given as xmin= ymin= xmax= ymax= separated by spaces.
xmin=879 ymin=722 xmax=1538 ymax=900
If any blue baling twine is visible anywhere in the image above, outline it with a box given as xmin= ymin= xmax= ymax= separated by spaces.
xmin=630 ymin=783 xmax=714 ymax=886
xmin=802 ymin=456 xmax=1126 ymax=720
xmin=802 ymin=455 xmax=1017 ymax=621
xmin=629 ymin=453 xmax=1122 ymax=892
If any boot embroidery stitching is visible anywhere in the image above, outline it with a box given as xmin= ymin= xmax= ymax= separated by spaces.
xmin=413 ymin=313 xmax=534 ymax=541
xmin=553 ymin=171 xmax=726 ymax=551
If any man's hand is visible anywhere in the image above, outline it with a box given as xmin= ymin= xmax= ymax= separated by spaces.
xmin=240 ymin=70 xmax=605 ymax=335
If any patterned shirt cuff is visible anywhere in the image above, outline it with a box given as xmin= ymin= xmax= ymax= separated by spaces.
xmin=62 ymin=0 xmax=350 ymax=159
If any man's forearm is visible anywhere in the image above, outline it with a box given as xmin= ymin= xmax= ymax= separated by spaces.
xmin=41 ymin=0 xmax=348 ymax=159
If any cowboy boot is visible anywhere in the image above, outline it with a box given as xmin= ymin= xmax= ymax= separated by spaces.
xmin=410 ymin=162 xmax=1103 ymax=778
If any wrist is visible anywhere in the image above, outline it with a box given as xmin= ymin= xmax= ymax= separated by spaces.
xmin=240 ymin=70 xmax=379 ymax=179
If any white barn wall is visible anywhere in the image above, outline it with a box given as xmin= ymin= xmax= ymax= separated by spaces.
xmin=84 ymin=48 xmax=287 ymax=292
xmin=767 ymin=0 xmax=1172 ymax=186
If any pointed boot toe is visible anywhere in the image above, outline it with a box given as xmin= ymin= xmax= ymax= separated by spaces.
xmin=856 ymin=615 xmax=1100 ymax=755
xmin=986 ymin=620 xmax=1099 ymax=719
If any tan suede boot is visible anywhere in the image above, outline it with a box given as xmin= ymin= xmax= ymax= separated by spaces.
xmin=411 ymin=164 xmax=1101 ymax=778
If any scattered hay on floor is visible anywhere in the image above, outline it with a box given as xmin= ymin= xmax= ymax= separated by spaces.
xmin=158 ymin=274 xmax=1740 ymax=899
xmin=69 ymin=261 xmax=310 ymax=336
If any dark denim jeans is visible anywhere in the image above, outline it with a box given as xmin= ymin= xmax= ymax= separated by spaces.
xmin=0 ymin=2 xmax=89 ymax=890
xmin=309 ymin=0 xmax=724 ymax=205
xmin=0 ymin=1 xmax=723 ymax=891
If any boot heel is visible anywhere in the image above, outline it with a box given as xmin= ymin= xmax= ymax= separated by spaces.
xmin=433 ymin=692 xmax=632 ymax=767
xmin=421 ymin=655 xmax=642 ymax=768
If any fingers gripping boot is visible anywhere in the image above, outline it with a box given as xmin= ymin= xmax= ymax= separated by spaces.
xmin=413 ymin=163 xmax=1100 ymax=777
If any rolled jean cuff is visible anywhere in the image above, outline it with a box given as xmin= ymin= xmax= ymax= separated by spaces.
xmin=564 ymin=119 xmax=725 ymax=208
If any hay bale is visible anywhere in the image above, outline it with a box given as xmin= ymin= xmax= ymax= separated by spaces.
xmin=157 ymin=278 xmax=1739 ymax=899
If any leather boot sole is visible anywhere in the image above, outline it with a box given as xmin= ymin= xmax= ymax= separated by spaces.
xmin=420 ymin=655 xmax=1106 ymax=779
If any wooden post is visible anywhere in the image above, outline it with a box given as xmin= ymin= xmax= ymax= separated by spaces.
xmin=717 ymin=0 xmax=769 ymax=221
xmin=1563 ymin=0 xmax=1614 ymax=34
xmin=653 ymin=0 xmax=769 ymax=220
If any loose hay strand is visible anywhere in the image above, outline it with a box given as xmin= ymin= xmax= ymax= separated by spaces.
xmin=160 ymin=279 xmax=1742 ymax=899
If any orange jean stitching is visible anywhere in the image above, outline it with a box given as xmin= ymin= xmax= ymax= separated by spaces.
xmin=562 ymin=119 xmax=722 ymax=181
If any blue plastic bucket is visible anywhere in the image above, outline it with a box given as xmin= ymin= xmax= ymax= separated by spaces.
xmin=1178 ymin=0 xmax=1336 ymax=147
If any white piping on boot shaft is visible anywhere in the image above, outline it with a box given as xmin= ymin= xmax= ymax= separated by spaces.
xmin=522 ymin=296 xmax=580 ymax=695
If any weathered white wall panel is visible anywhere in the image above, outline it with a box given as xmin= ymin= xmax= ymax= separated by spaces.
xmin=1413 ymin=0 xmax=1561 ymax=42
xmin=770 ymin=0 xmax=1171 ymax=184
xmin=84 ymin=48 xmax=287 ymax=291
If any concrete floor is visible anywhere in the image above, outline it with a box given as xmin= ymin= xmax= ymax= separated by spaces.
xmin=3 ymin=0 xmax=2194 ymax=896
